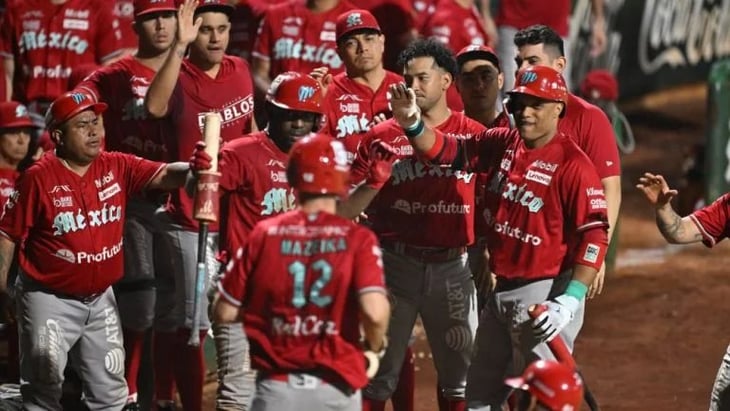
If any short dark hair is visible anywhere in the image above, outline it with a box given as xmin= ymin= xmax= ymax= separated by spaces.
xmin=513 ymin=24 xmax=565 ymax=57
xmin=397 ymin=38 xmax=457 ymax=78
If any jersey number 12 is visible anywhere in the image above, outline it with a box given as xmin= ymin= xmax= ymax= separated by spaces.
xmin=288 ymin=260 xmax=332 ymax=308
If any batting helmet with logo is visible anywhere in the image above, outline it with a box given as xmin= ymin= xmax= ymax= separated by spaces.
xmin=286 ymin=133 xmax=350 ymax=198
xmin=506 ymin=66 xmax=568 ymax=117
xmin=267 ymin=72 xmax=324 ymax=115
xmin=45 ymin=91 xmax=108 ymax=129
xmin=505 ymin=360 xmax=584 ymax=411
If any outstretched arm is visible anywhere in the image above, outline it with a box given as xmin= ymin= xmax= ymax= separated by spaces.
xmin=637 ymin=172 xmax=702 ymax=244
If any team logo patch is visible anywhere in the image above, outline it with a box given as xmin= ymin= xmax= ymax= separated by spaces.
xmin=298 ymin=86 xmax=315 ymax=102
xmin=525 ymin=170 xmax=552 ymax=186
xmin=520 ymin=71 xmax=538 ymax=85
xmin=70 ymin=92 xmax=86 ymax=104
xmin=346 ymin=12 xmax=363 ymax=27
xmin=53 ymin=248 xmax=75 ymax=264
xmin=105 ymin=348 xmax=124 ymax=375
xmin=583 ymin=243 xmax=600 ymax=264
xmin=15 ymin=104 xmax=28 ymax=118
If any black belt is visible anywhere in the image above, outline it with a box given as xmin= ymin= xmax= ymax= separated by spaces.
xmin=381 ymin=240 xmax=466 ymax=263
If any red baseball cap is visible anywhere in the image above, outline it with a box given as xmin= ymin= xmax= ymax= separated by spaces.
xmin=456 ymin=44 xmax=500 ymax=72
xmin=196 ymin=0 xmax=234 ymax=16
xmin=580 ymin=69 xmax=619 ymax=101
xmin=134 ymin=0 xmax=177 ymax=18
xmin=45 ymin=91 xmax=108 ymax=129
xmin=336 ymin=9 xmax=381 ymax=42
xmin=0 ymin=101 xmax=35 ymax=129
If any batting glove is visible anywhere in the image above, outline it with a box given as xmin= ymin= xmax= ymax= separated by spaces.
xmin=189 ymin=141 xmax=213 ymax=176
xmin=365 ymin=139 xmax=398 ymax=190
xmin=532 ymin=294 xmax=580 ymax=343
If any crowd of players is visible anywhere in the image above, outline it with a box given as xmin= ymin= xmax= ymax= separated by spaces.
xmin=0 ymin=0 xmax=627 ymax=410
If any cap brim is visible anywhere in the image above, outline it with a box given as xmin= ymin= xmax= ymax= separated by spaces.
xmin=457 ymin=50 xmax=500 ymax=72
xmin=47 ymin=102 xmax=108 ymax=128
xmin=337 ymin=27 xmax=382 ymax=43
xmin=1 ymin=119 xmax=36 ymax=129
xmin=135 ymin=7 xmax=178 ymax=18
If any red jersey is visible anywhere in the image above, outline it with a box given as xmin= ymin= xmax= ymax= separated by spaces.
xmin=412 ymin=0 xmax=437 ymax=31
xmin=430 ymin=128 xmax=608 ymax=278
xmin=77 ymin=55 xmax=171 ymax=161
xmin=559 ymin=93 xmax=621 ymax=179
xmin=252 ymin=0 xmax=355 ymax=79
xmin=350 ymin=113 xmax=485 ymax=247
xmin=496 ymin=0 xmax=570 ymax=37
xmin=227 ymin=1 xmax=271 ymax=61
xmin=0 ymin=151 xmax=164 ymax=295
xmin=473 ymin=111 xmax=511 ymax=238
xmin=113 ymin=0 xmax=136 ymax=51
xmin=0 ymin=0 xmax=123 ymax=102
xmin=423 ymin=0 xmax=490 ymax=53
xmin=321 ymin=70 xmax=402 ymax=160
xmin=690 ymin=194 xmax=730 ymax=248
xmin=164 ymin=56 xmax=255 ymax=231
xmin=0 ymin=167 xmax=18 ymax=206
xmin=218 ymin=209 xmax=386 ymax=390
xmin=218 ymin=132 xmax=296 ymax=257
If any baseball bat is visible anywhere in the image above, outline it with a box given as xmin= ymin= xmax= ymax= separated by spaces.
xmin=188 ymin=113 xmax=222 ymax=347
xmin=529 ymin=304 xmax=600 ymax=411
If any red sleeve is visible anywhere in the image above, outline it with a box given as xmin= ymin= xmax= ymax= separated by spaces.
xmin=352 ymin=228 xmax=386 ymax=294
xmin=0 ymin=9 xmax=16 ymax=59
xmin=76 ymin=67 xmax=107 ymax=101
xmin=559 ymin=157 xmax=609 ymax=270
xmin=95 ymin=5 xmax=124 ymax=63
xmin=574 ymin=105 xmax=621 ymax=179
xmin=251 ymin=8 xmax=274 ymax=61
xmin=690 ymin=193 xmax=730 ymax=248
xmin=218 ymin=225 xmax=264 ymax=306
xmin=0 ymin=171 xmax=39 ymax=242
xmin=218 ymin=143 xmax=247 ymax=192
xmin=119 ymin=153 xmax=166 ymax=195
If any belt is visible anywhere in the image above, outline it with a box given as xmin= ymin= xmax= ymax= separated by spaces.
xmin=259 ymin=371 xmax=354 ymax=396
xmin=493 ymin=276 xmax=553 ymax=293
xmin=56 ymin=292 xmax=103 ymax=304
xmin=381 ymin=240 xmax=466 ymax=263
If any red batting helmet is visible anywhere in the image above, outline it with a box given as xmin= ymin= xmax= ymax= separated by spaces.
xmin=507 ymin=66 xmax=568 ymax=116
xmin=267 ymin=72 xmax=324 ymax=115
xmin=286 ymin=134 xmax=350 ymax=198
xmin=505 ymin=360 xmax=584 ymax=411
xmin=45 ymin=91 xmax=108 ymax=129
xmin=0 ymin=101 xmax=35 ymax=129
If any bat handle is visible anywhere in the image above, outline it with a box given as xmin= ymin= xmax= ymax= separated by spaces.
xmin=188 ymin=223 xmax=210 ymax=347
xmin=528 ymin=304 xmax=576 ymax=369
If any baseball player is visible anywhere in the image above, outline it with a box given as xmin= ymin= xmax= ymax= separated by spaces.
xmin=315 ymin=9 xmax=403 ymax=161
xmin=453 ymin=45 xmax=509 ymax=310
xmin=195 ymin=72 xmax=326 ymax=410
xmin=74 ymin=0 xmax=179 ymax=408
xmin=513 ymin=24 xmax=621 ymax=299
xmin=636 ymin=173 xmax=730 ymax=411
xmin=251 ymin=0 xmax=355 ymax=97
xmin=388 ymin=65 xmax=609 ymax=410
xmin=0 ymin=100 xmax=34 ymax=384
xmin=348 ymin=0 xmax=417 ymax=71
xmin=0 ymin=90 xmax=198 ymax=411
xmin=504 ymin=360 xmax=584 ymax=411
xmin=0 ymin=0 xmax=124 ymax=113
xmin=211 ymin=133 xmax=391 ymax=411
xmin=338 ymin=38 xmax=485 ymax=411
xmin=144 ymin=1 xmax=256 ymax=409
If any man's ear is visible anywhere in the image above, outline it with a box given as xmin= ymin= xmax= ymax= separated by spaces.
xmin=498 ymin=72 xmax=505 ymax=90
xmin=553 ymin=56 xmax=567 ymax=73
xmin=51 ymin=129 xmax=63 ymax=145
xmin=442 ymin=72 xmax=453 ymax=91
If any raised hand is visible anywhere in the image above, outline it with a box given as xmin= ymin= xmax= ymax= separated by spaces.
xmin=365 ymin=139 xmax=399 ymax=190
xmin=309 ymin=67 xmax=333 ymax=97
xmin=388 ymin=83 xmax=421 ymax=130
xmin=177 ymin=0 xmax=203 ymax=47
xmin=636 ymin=172 xmax=678 ymax=209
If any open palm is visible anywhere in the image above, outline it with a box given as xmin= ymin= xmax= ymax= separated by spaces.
xmin=636 ymin=172 xmax=678 ymax=208
xmin=177 ymin=0 xmax=203 ymax=46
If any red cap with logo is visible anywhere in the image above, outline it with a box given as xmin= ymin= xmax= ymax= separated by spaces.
xmin=0 ymin=102 xmax=36 ymax=129
xmin=456 ymin=44 xmax=501 ymax=72
xmin=336 ymin=9 xmax=381 ymax=42
xmin=45 ymin=91 xmax=108 ymax=129
xmin=196 ymin=0 xmax=234 ymax=16
xmin=267 ymin=72 xmax=324 ymax=115
xmin=134 ymin=0 xmax=178 ymax=18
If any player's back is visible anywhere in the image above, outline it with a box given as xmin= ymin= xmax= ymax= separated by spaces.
xmin=241 ymin=209 xmax=384 ymax=390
